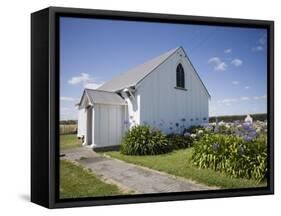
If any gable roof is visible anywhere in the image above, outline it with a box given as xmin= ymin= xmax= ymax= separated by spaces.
xmin=79 ymin=89 xmax=126 ymax=106
xmin=98 ymin=46 xmax=211 ymax=98
xmin=98 ymin=47 xmax=180 ymax=92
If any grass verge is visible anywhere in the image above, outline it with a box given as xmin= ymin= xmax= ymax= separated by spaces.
xmin=105 ymin=148 xmax=266 ymax=189
xmin=60 ymin=160 xmax=125 ymax=198
xmin=60 ymin=134 xmax=82 ymax=150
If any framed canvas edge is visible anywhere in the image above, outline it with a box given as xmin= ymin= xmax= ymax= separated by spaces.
xmin=32 ymin=6 xmax=274 ymax=209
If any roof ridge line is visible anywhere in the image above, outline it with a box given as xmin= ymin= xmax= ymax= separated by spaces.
xmin=135 ymin=47 xmax=181 ymax=86
xmin=85 ymin=88 xmax=114 ymax=93
xmin=97 ymin=46 xmax=181 ymax=92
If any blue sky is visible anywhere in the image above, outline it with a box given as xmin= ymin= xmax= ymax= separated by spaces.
xmin=60 ymin=17 xmax=267 ymax=120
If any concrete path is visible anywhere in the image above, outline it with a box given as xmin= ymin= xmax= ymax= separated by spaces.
xmin=61 ymin=147 xmax=212 ymax=194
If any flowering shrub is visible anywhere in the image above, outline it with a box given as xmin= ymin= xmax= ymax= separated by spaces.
xmin=120 ymin=125 xmax=172 ymax=155
xmin=192 ymin=133 xmax=267 ymax=182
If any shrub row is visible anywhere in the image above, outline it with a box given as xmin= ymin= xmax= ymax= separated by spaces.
xmin=191 ymin=133 xmax=267 ymax=182
xmin=167 ymin=133 xmax=193 ymax=149
xmin=120 ymin=125 xmax=173 ymax=155
xmin=120 ymin=125 xmax=194 ymax=155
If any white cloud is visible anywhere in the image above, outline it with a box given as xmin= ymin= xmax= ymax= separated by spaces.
xmin=218 ymin=94 xmax=266 ymax=104
xmin=224 ymin=48 xmax=232 ymax=54
xmin=232 ymin=81 xmax=239 ymax=85
xmin=218 ymin=98 xmax=238 ymax=103
xmin=84 ymin=82 xmax=104 ymax=89
xmin=231 ymin=58 xmax=243 ymax=66
xmin=241 ymin=97 xmax=250 ymax=101
xmin=259 ymin=35 xmax=266 ymax=45
xmin=68 ymin=73 xmax=90 ymax=85
xmin=252 ymin=46 xmax=263 ymax=52
xmin=60 ymin=105 xmax=78 ymax=120
xmin=68 ymin=72 xmax=105 ymax=90
xmin=60 ymin=97 xmax=77 ymax=102
xmin=252 ymin=34 xmax=266 ymax=52
xmin=208 ymin=57 xmax=220 ymax=64
xmin=245 ymin=86 xmax=250 ymax=89
xmin=208 ymin=57 xmax=227 ymax=71
xmin=254 ymin=95 xmax=267 ymax=100
xmin=61 ymin=107 xmax=71 ymax=111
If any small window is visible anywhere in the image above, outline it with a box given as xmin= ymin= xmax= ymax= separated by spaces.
xmin=176 ymin=64 xmax=185 ymax=88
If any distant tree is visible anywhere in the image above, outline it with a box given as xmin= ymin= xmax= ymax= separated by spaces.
xmin=60 ymin=120 xmax=77 ymax=125
xmin=209 ymin=113 xmax=267 ymax=123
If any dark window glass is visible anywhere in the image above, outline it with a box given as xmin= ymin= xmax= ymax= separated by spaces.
xmin=176 ymin=64 xmax=185 ymax=88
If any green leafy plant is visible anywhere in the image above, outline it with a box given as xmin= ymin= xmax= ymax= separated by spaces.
xmin=192 ymin=133 xmax=267 ymax=182
xmin=120 ymin=125 xmax=172 ymax=155
xmin=184 ymin=125 xmax=205 ymax=134
xmin=167 ymin=133 xmax=193 ymax=149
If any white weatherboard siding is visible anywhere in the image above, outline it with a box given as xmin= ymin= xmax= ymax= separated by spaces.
xmin=137 ymin=49 xmax=209 ymax=133
xmin=121 ymin=92 xmax=140 ymax=127
xmin=77 ymin=108 xmax=86 ymax=137
xmin=93 ymin=104 xmax=125 ymax=147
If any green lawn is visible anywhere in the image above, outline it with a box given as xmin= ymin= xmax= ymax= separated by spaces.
xmin=60 ymin=134 xmax=82 ymax=150
xmin=60 ymin=160 xmax=126 ymax=199
xmin=105 ymin=148 xmax=266 ymax=189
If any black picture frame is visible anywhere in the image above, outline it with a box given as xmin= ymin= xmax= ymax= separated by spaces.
xmin=31 ymin=6 xmax=274 ymax=209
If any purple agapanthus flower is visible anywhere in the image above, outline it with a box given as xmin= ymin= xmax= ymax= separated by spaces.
xmin=242 ymin=122 xmax=252 ymax=130
xmin=143 ymin=121 xmax=148 ymax=125
xmin=235 ymin=129 xmax=242 ymax=137
xmin=243 ymin=135 xmax=253 ymax=142
xmin=212 ymin=143 xmax=220 ymax=152
xmin=249 ymin=130 xmax=257 ymax=137
xmin=123 ymin=120 xmax=129 ymax=125
xmin=214 ymin=126 xmax=219 ymax=133
xmin=234 ymin=120 xmax=240 ymax=125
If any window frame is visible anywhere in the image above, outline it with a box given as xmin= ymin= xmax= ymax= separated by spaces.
xmin=175 ymin=63 xmax=186 ymax=90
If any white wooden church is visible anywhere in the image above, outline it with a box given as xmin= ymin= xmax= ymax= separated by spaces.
xmin=77 ymin=47 xmax=210 ymax=150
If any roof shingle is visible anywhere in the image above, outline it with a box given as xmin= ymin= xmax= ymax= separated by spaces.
xmin=84 ymin=89 xmax=126 ymax=105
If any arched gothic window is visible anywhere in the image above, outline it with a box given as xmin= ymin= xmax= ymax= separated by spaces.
xmin=176 ymin=63 xmax=185 ymax=88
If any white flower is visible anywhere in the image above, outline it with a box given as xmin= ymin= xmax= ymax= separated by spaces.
xmin=191 ymin=134 xmax=197 ymax=138
xmin=225 ymin=124 xmax=230 ymax=128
